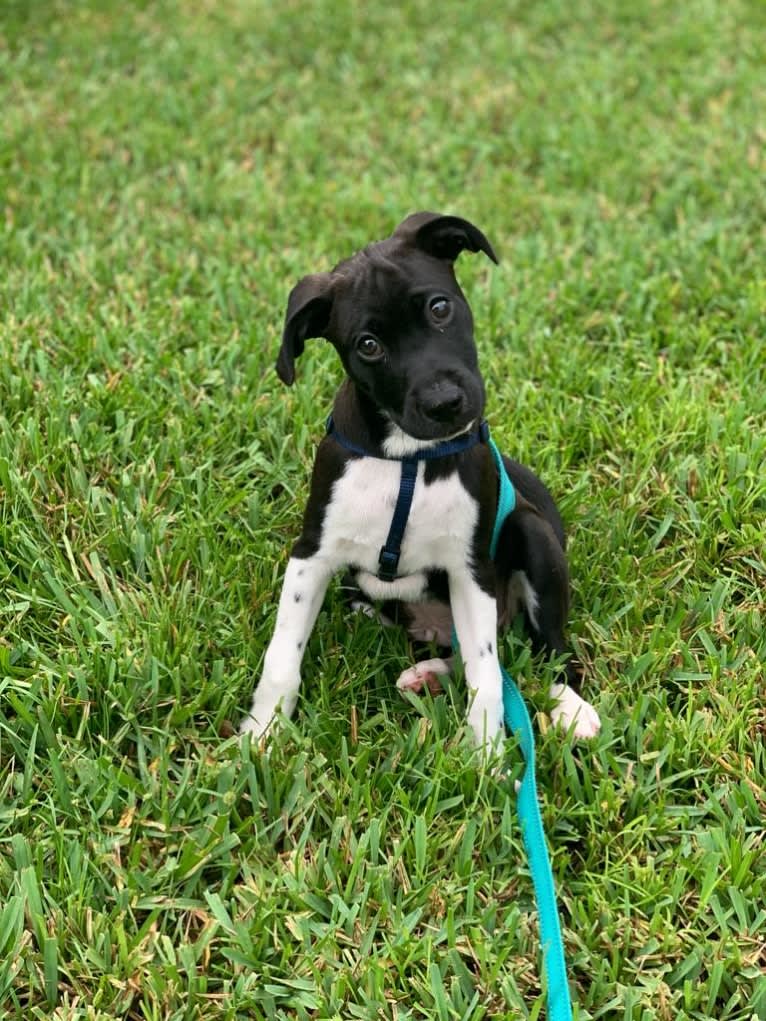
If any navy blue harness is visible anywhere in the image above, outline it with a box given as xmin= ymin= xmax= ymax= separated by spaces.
xmin=327 ymin=417 xmax=490 ymax=581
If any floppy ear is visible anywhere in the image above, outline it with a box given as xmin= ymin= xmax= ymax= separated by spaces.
xmin=394 ymin=211 xmax=499 ymax=264
xmin=276 ymin=273 xmax=334 ymax=385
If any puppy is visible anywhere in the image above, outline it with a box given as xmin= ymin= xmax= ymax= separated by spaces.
xmin=242 ymin=212 xmax=600 ymax=751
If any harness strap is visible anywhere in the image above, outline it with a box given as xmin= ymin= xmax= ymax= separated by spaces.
xmin=378 ymin=457 xmax=418 ymax=582
xmin=327 ymin=416 xmax=489 ymax=462
xmin=327 ymin=417 xmax=489 ymax=581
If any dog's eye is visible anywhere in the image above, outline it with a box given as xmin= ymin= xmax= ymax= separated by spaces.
xmin=356 ymin=335 xmax=384 ymax=362
xmin=429 ymin=297 xmax=452 ymax=323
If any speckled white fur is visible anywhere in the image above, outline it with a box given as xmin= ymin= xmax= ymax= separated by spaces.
xmin=242 ymin=454 xmax=504 ymax=748
xmin=242 ymin=433 xmax=599 ymax=749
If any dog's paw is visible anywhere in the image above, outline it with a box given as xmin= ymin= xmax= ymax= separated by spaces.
xmin=396 ymin=657 xmax=451 ymax=695
xmin=350 ymin=598 xmax=377 ymax=619
xmin=239 ymin=712 xmax=270 ymax=739
xmin=466 ymin=713 xmax=507 ymax=769
xmin=240 ymin=678 xmax=300 ymax=740
xmin=350 ymin=599 xmax=395 ymax=628
xmin=550 ymin=684 xmax=601 ymax=740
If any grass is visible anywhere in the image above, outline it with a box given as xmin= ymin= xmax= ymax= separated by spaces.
xmin=1 ymin=0 xmax=765 ymax=1017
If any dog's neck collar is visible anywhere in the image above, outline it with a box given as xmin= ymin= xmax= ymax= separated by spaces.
xmin=326 ymin=416 xmax=490 ymax=462
xmin=326 ymin=416 xmax=494 ymax=582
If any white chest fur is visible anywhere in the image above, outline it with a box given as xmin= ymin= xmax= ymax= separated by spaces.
xmin=318 ymin=458 xmax=478 ymax=600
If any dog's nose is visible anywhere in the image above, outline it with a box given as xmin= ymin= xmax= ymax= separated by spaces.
xmin=419 ymin=382 xmax=466 ymax=423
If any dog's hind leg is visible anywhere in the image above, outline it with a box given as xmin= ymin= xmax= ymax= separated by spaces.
xmin=496 ymin=508 xmax=601 ymax=740
xmin=548 ymin=679 xmax=601 ymax=739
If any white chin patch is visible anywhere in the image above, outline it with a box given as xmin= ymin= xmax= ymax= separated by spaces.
xmin=381 ymin=420 xmax=475 ymax=458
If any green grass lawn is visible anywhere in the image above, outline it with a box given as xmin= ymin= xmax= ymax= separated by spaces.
xmin=1 ymin=1 xmax=765 ymax=1018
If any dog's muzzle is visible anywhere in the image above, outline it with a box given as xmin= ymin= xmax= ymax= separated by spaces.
xmin=405 ymin=370 xmax=484 ymax=438
xmin=418 ymin=380 xmax=467 ymax=425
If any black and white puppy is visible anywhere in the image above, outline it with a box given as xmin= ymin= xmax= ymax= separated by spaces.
xmin=241 ymin=212 xmax=600 ymax=751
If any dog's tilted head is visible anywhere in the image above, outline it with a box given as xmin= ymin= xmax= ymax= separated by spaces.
xmin=276 ymin=212 xmax=498 ymax=442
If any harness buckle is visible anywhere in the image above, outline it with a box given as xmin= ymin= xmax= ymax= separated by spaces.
xmin=377 ymin=547 xmax=400 ymax=582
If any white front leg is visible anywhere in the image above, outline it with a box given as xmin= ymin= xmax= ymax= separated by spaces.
xmin=240 ymin=556 xmax=332 ymax=737
xmin=449 ymin=572 xmax=504 ymax=751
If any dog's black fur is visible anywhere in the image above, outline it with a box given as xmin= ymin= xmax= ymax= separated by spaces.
xmin=242 ymin=212 xmax=599 ymax=744
xmin=280 ymin=213 xmax=579 ymax=688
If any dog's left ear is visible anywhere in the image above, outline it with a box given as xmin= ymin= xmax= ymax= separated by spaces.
xmin=276 ymin=272 xmax=334 ymax=385
xmin=395 ymin=211 xmax=499 ymax=264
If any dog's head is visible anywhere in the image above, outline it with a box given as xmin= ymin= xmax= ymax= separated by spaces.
xmin=276 ymin=212 xmax=498 ymax=442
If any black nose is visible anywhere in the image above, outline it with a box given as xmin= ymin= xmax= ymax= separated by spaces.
xmin=419 ymin=381 xmax=466 ymax=423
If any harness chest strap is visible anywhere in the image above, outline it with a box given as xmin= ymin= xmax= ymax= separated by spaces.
xmin=379 ymin=424 xmax=515 ymax=580
xmin=326 ymin=416 xmax=490 ymax=582
xmin=378 ymin=456 xmax=418 ymax=582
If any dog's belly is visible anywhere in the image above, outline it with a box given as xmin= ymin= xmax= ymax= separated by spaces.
xmin=403 ymin=599 xmax=455 ymax=645
xmin=321 ymin=458 xmax=478 ymax=583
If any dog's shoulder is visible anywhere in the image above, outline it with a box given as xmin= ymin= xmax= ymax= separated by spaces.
xmin=293 ymin=434 xmax=352 ymax=558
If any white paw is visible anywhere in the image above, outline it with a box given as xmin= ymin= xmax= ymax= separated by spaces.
xmin=467 ymin=688 xmax=506 ymax=756
xmin=396 ymin=657 xmax=451 ymax=695
xmin=239 ymin=711 xmax=271 ymax=738
xmin=468 ymin=715 xmax=506 ymax=765
xmin=350 ymin=599 xmax=377 ymax=619
xmin=550 ymin=684 xmax=601 ymax=740
xmin=239 ymin=684 xmax=299 ymax=739
xmin=350 ymin=599 xmax=395 ymax=628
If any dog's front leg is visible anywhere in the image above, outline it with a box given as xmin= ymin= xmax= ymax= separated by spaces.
xmin=449 ymin=571 xmax=504 ymax=752
xmin=240 ymin=556 xmax=332 ymax=738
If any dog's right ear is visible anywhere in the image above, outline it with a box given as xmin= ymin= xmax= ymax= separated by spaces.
xmin=276 ymin=273 xmax=334 ymax=385
xmin=394 ymin=212 xmax=499 ymax=265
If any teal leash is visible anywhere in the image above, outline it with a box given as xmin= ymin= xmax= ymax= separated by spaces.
xmin=330 ymin=414 xmax=574 ymax=1016
xmin=500 ymin=668 xmax=573 ymax=1020
xmin=455 ymin=437 xmax=574 ymax=1021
